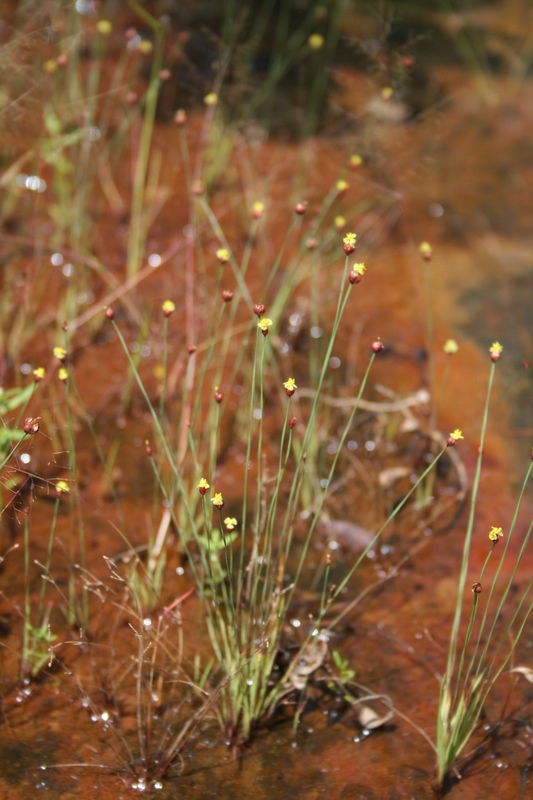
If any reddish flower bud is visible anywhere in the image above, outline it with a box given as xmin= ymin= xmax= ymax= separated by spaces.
xmin=326 ymin=553 xmax=332 ymax=566
xmin=447 ymin=437 xmax=456 ymax=447
xmin=105 ymin=307 xmax=115 ymax=320
xmin=61 ymin=320 xmax=68 ymax=331
xmin=145 ymin=442 xmax=152 ymax=456
xmin=472 ymin=582 xmax=482 ymax=594
xmin=343 ymin=242 xmax=356 ymax=255
xmin=254 ymin=303 xmax=266 ymax=317
xmin=23 ymin=417 xmax=40 ymax=435
xmin=490 ymin=351 xmax=500 ymax=363
xmin=56 ymin=54 xmax=68 ymax=67
xmin=222 ymin=290 xmax=234 ymax=303
xmin=349 ymin=270 xmax=362 ymax=285
xmin=214 ymin=389 xmax=223 ymax=403
xmin=289 ymin=417 xmax=297 ymax=430
xmin=295 ymin=202 xmax=307 ymax=215
xmin=402 ymin=56 xmax=415 ymax=69
xmin=260 ymin=327 xmax=269 ymax=337
xmin=174 ymin=109 xmax=186 ymax=126
xmin=522 ymin=360 xmax=531 ymax=369
xmin=192 ymin=180 xmax=204 ymax=196
xmin=187 ymin=345 xmax=196 ymax=355
xmin=306 ymin=237 xmax=317 ymax=250
xmin=159 ymin=69 xmax=171 ymax=81
xmin=126 ymin=91 xmax=138 ymax=105
xmin=372 ymin=340 xmax=383 ymax=353
xmin=125 ymin=27 xmax=137 ymax=40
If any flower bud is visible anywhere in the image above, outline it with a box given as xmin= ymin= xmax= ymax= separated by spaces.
xmin=295 ymin=202 xmax=307 ymax=215
xmin=289 ymin=417 xmax=297 ymax=430
xmin=254 ymin=303 xmax=266 ymax=317
xmin=214 ymin=388 xmax=223 ymax=404
xmin=145 ymin=441 xmax=152 ymax=456
xmin=159 ymin=69 xmax=171 ymax=81
xmin=23 ymin=417 xmax=39 ymax=435
xmin=472 ymin=582 xmax=482 ymax=594
xmin=306 ymin=237 xmax=317 ymax=250
xmin=349 ymin=271 xmax=361 ymax=285
xmin=174 ymin=109 xmax=186 ymax=126
xmin=192 ymin=180 xmax=204 ymax=196
xmin=187 ymin=345 xmax=196 ymax=355
xmin=372 ymin=340 xmax=383 ymax=353
xmin=222 ymin=290 xmax=234 ymax=303
xmin=402 ymin=56 xmax=415 ymax=69
xmin=126 ymin=91 xmax=138 ymax=105
xmin=105 ymin=307 xmax=115 ymax=320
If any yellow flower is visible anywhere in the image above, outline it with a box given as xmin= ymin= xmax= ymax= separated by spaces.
xmin=308 ymin=34 xmax=324 ymax=50
xmin=211 ymin=492 xmax=224 ymax=508
xmin=443 ymin=339 xmax=458 ymax=354
xmin=153 ymin=364 xmax=165 ymax=380
xmin=224 ymin=517 xmax=237 ymax=531
xmin=354 ymin=262 xmax=366 ymax=275
xmin=33 ymin=367 xmax=45 ymax=381
xmin=258 ymin=318 xmax=273 ymax=331
xmin=334 ymin=216 xmax=346 ymax=230
xmin=204 ymin=92 xmax=218 ymax=106
xmin=349 ymin=154 xmax=363 ymax=168
xmin=53 ymin=347 xmax=66 ymax=362
xmin=162 ymin=299 xmax=175 ymax=315
xmin=96 ymin=20 xmax=112 ymax=36
xmin=450 ymin=429 xmax=464 ymax=441
xmin=56 ymin=480 xmax=70 ymax=494
xmin=252 ymin=201 xmax=265 ymax=218
xmin=138 ymin=40 xmax=153 ymax=54
xmin=197 ymin=478 xmax=210 ymax=491
xmin=490 ymin=341 xmax=503 ymax=355
xmin=283 ymin=377 xmax=298 ymax=393
xmin=336 ymin=179 xmax=349 ymax=194
xmin=58 ymin=368 xmax=68 ymax=382
xmin=419 ymin=241 xmax=433 ymax=259
xmin=343 ymin=232 xmax=356 ymax=247
xmin=44 ymin=59 xmax=57 ymax=74
xmin=488 ymin=526 xmax=503 ymax=542
xmin=216 ymin=248 xmax=229 ymax=263
xmin=381 ymin=86 xmax=393 ymax=100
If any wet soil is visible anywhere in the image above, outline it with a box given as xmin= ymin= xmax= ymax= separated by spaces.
xmin=1 ymin=3 xmax=533 ymax=798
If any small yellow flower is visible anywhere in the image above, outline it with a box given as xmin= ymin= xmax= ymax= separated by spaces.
xmin=204 ymin=92 xmax=218 ymax=106
xmin=197 ymin=477 xmax=210 ymax=492
xmin=343 ymin=232 xmax=356 ymax=247
xmin=419 ymin=241 xmax=433 ymax=259
xmin=58 ymin=368 xmax=68 ymax=382
xmin=53 ymin=347 xmax=67 ymax=362
xmin=56 ymin=480 xmax=70 ymax=494
xmin=138 ymin=40 xmax=153 ymax=54
xmin=33 ymin=367 xmax=45 ymax=381
xmin=308 ymin=34 xmax=324 ymax=50
xmin=162 ymin=299 xmax=175 ymax=316
xmin=349 ymin=154 xmax=363 ymax=168
xmin=336 ymin=179 xmax=349 ymax=194
xmin=450 ymin=429 xmax=464 ymax=441
xmin=153 ymin=364 xmax=165 ymax=380
xmin=354 ymin=262 xmax=366 ymax=275
xmin=211 ymin=492 xmax=224 ymax=509
xmin=381 ymin=86 xmax=393 ymax=100
xmin=443 ymin=339 xmax=458 ymax=354
xmin=488 ymin=526 xmax=503 ymax=542
xmin=334 ymin=216 xmax=346 ymax=230
xmin=44 ymin=59 xmax=57 ymax=74
xmin=252 ymin=201 xmax=265 ymax=218
xmin=283 ymin=377 xmax=298 ymax=396
xmin=224 ymin=517 xmax=237 ymax=531
xmin=258 ymin=317 xmax=273 ymax=331
xmin=490 ymin=342 xmax=503 ymax=355
xmin=96 ymin=20 xmax=113 ymax=36
xmin=216 ymin=248 xmax=229 ymax=263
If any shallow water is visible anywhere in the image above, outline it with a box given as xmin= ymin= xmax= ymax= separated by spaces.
xmin=2 ymin=2 xmax=533 ymax=797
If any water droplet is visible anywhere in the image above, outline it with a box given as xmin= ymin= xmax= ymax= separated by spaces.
xmin=20 ymin=453 xmax=31 ymax=465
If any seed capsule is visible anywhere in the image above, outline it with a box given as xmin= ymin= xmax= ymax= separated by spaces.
xmin=472 ymin=582 xmax=482 ymax=594
xmin=23 ymin=417 xmax=40 ymax=435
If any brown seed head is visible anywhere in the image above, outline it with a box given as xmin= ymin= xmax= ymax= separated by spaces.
xmin=472 ymin=582 xmax=482 ymax=594
xmin=254 ymin=303 xmax=266 ymax=317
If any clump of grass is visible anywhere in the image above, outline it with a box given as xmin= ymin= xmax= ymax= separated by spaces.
xmin=436 ymin=342 xmax=533 ymax=786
